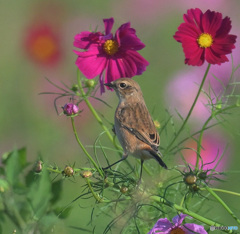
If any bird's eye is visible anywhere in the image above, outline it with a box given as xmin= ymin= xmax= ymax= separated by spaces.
xmin=119 ymin=82 xmax=127 ymax=89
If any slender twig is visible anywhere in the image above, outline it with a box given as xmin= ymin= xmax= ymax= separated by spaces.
xmin=165 ymin=64 xmax=211 ymax=154
xmin=203 ymin=185 xmax=240 ymax=225
xmin=200 ymin=187 xmax=240 ymax=197
xmin=71 ymin=117 xmax=104 ymax=178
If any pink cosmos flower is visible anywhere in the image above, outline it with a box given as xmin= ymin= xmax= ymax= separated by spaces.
xmin=173 ymin=8 xmax=237 ymax=66
xmin=73 ymin=17 xmax=149 ymax=93
xmin=148 ymin=213 xmax=207 ymax=234
xmin=165 ymin=70 xmax=210 ymax=125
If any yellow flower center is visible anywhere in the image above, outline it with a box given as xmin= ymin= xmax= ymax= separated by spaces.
xmin=170 ymin=227 xmax=186 ymax=234
xmin=197 ymin=33 xmax=213 ymax=48
xmin=103 ymin=39 xmax=119 ymax=55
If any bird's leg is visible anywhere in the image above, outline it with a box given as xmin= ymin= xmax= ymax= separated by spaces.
xmin=137 ymin=159 xmax=144 ymax=185
xmin=102 ymin=153 xmax=128 ymax=170
xmin=112 ymin=125 xmax=116 ymax=135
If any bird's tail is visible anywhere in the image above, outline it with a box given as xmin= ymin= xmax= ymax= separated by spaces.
xmin=149 ymin=150 xmax=167 ymax=169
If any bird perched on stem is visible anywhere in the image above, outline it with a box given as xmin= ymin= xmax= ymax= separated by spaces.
xmin=104 ymin=78 xmax=167 ymax=182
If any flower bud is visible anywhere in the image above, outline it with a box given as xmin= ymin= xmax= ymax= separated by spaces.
xmin=82 ymin=171 xmax=92 ymax=178
xmin=62 ymin=103 xmax=79 ymax=116
xmin=63 ymin=166 xmax=74 ymax=177
xmin=35 ymin=160 xmax=43 ymax=173
xmin=184 ymin=174 xmax=197 ymax=185
xmin=215 ymin=101 xmax=222 ymax=110
xmin=71 ymin=84 xmax=79 ymax=92
xmin=85 ymin=79 xmax=96 ymax=88
xmin=120 ymin=186 xmax=128 ymax=194
xmin=154 ymin=120 xmax=161 ymax=129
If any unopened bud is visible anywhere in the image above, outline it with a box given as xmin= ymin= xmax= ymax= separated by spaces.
xmin=120 ymin=186 xmax=128 ymax=194
xmin=184 ymin=174 xmax=197 ymax=185
xmin=62 ymin=103 xmax=79 ymax=116
xmin=35 ymin=160 xmax=43 ymax=173
xmin=71 ymin=84 xmax=79 ymax=92
xmin=63 ymin=166 xmax=74 ymax=177
xmin=154 ymin=120 xmax=161 ymax=129
xmin=85 ymin=79 xmax=96 ymax=88
xmin=82 ymin=171 xmax=92 ymax=178
xmin=216 ymin=102 xmax=222 ymax=110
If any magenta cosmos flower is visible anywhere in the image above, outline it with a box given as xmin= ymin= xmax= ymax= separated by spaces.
xmin=148 ymin=213 xmax=207 ymax=234
xmin=173 ymin=8 xmax=237 ymax=66
xmin=73 ymin=17 xmax=149 ymax=93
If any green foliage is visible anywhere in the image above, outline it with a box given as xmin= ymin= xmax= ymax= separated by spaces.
xmin=0 ymin=148 xmax=67 ymax=233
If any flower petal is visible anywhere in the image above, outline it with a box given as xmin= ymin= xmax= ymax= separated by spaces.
xmin=202 ymin=10 xmax=222 ymax=37
xmin=183 ymin=8 xmax=203 ymax=32
xmin=103 ymin=17 xmax=114 ymax=35
xmin=148 ymin=218 xmax=173 ymax=234
xmin=125 ymin=50 xmax=149 ymax=74
xmin=174 ymin=23 xmax=200 ymax=42
xmin=99 ymin=72 xmax=105 ymax=94
xmin=215 ymin=16 xmax=232 ymax=38
xmin=74 ymin=47 xmax=107 ymax=78
xmin=183 ymin=223 xmax=208 ymax=234
xmin=116 ymin=22 xmax=145 ymax=50
xmin=212 ymin=35 xmax=237 ymax=55
xmin=74 ymin=31 xmax=103 ymax=49
xmin=172 ymin=213 xmax=188 ymax=226
xmin=182 ymin=40 xmax=204 ymax=66
xmin=205 ymin=47 xmax=228 ymax=65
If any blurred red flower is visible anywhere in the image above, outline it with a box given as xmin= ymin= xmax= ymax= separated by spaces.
xmin=74 ymin=17 xmax=149 ymax=93
xmin=24 ymin=23 xmax=62 ymax=66
xmin=174 ymin=8 xmax=237 ymax=66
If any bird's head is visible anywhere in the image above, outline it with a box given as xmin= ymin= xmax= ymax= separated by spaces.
xmin=104 ymin=78 xmax=143 ymax=101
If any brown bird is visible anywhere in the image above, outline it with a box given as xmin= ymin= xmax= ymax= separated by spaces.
xmin=104 ymin=78 xmax=167 ymax=181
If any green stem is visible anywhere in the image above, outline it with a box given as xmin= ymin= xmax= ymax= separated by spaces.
xmin=76 ymin=70 xmax=115 ymax=144
xmin=204 ymin=185 xmax=240 ymax=225
xmin=165 ymin=63 xmax=211 ymax=154
xmin=196 ymin=115 xmax=212 ymax=169
xmin=200 ymin=187 xmax=240 ymax=197
xmin=3 ymin=197 xmax=26 ymax=231
xmin=86 ymin=178 xmax=102 ymax=202
xmin=196 ymin=103 xmax=238 ymax=169
xmin=71 ymin=117 xmax=104 ymax=178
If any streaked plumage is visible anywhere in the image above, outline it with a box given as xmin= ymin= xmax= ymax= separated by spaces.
xmin=104 ymin=78 xmax=167 ymax=181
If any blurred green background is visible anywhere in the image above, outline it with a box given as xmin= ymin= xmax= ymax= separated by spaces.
xmin=1 ymin=0 xmax=240 ymax=233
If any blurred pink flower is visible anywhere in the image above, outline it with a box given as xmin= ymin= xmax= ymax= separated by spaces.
xmin=24 ymin=23 xmax=62 ymax=66
xmin=165 ymin=71 xmax=210 ymax=124
xmin=74 ymin=17 xmax=149 ymax=93
xmin=181 ymin=133 xmax=230 ymax=172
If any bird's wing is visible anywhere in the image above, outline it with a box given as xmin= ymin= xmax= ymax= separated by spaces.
xmin=116 ymin=102 xmax=160 ymax=150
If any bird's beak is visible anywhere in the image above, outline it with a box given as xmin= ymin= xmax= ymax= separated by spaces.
xmin=104 ymin=82 xmax=115 ymax=89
